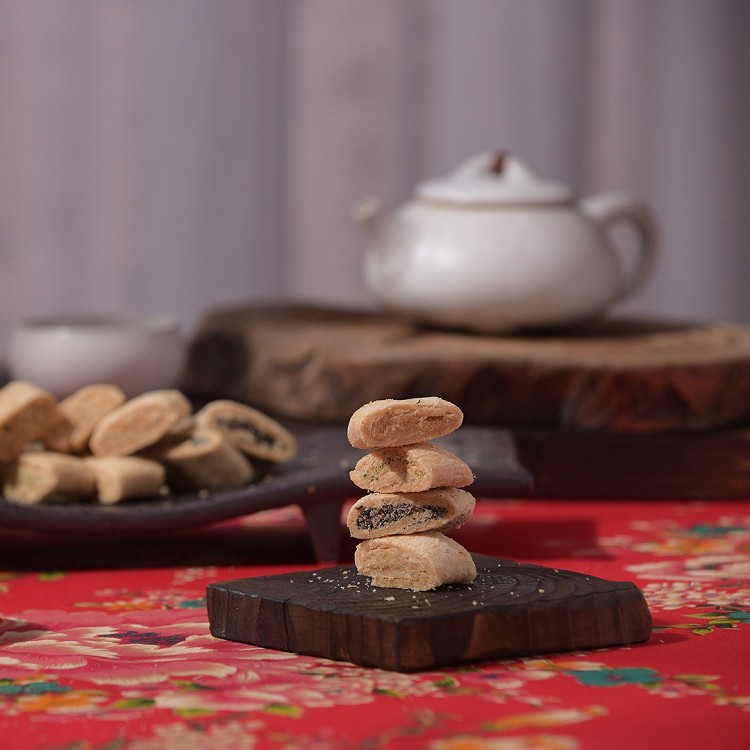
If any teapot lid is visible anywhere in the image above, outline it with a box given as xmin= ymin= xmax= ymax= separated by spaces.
xmin=415 ymin=152 xmax=573 ymax=205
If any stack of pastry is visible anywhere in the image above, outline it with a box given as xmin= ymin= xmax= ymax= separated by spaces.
xmin=347 ymin=397 xmax=477 ymax=591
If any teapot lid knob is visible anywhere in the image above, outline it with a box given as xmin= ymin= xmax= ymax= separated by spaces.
xmin=415 ymin=152 xmax=573 ymax=206
xmin=490 ymin=151 xmax=507 ymax=174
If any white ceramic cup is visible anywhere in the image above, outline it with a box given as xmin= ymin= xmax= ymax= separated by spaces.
xmin=8 ymin=315 xmax=186 ymax=398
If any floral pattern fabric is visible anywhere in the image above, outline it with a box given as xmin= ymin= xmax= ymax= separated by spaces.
xmin=1 ymin=497 xmax=748 ymax=749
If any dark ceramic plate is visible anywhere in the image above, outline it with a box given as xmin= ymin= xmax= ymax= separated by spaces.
xmin=0 ymin=426 xmax=531 ymax=561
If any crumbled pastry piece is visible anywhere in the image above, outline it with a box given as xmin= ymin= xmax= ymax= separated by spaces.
xmin=347 ymin=487 xmax=476 ymax=539
xmin=85 ymin=456 xmax=166 ymax=505
xmin=347 ymin=397 xmax=463 ymax=449
xmin=43 ymin=383 xmax=126 ymax=454
xmin=2 ymin=451 xmax=95 ymax=504
xmin=350 ymin=442 xmax=474 ymax=493
xmin=148 ymin=426 xmax=253 ymax=492
xmin=0 ymin=381 xmax=58 ymax=463
xmin=354 ymin=531 xmax=477 ymax=591
xmin=195 ymin=399 xmax=296 ymax=462
xmin=89 ymin=389 xmax=192 ymax=457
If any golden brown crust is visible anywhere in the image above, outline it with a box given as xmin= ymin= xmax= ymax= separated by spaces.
xmin=43 ymin=383 xmax=126 ymax=454
xmin=354 ymin=532 xmax=477 ymax=591
xmin=89 ymin=390 xmax=192 ymax=457
xmin=347 ymin=397 xmax=463 ymax=449
xmin=2 ymin=451 xmax=95 ymax=504
xmin=346 ymin=487 xmax=476 ymax=539
xmin=350 ymin=442 xmax=474 ymax=493
xmin=85 ymin=456 xmax=166 ymax=504
xmin=195 ymin=400 xmax=296 ymax=462
xmin=150 ymin=426 xmax=253 ymax=492
xmin=0 ymin=381 xmax=58 ymax=463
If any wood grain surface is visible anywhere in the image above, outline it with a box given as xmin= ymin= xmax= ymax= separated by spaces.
xmin=207 ymin=554 xmax=652 ymax=672
xmin=182 ymin=304 xmax=750 ymax=433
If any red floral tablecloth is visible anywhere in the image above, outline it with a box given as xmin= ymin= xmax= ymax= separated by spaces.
xmin=1 ymin=497 xmax=748 ymax=749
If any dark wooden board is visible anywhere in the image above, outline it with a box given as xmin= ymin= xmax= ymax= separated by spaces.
xmin=207 ymin=554 xmax=652 ymax=672
xmin=182 ymin=303 xmax=750 ymax=433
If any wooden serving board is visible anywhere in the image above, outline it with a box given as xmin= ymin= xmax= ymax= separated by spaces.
xmin=183 ymin=303 xmax=750 ymax=433
xmin=207 ymin=554 xmax=652 ymax=672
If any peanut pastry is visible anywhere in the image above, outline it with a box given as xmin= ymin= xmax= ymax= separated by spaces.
xmin=347 ymin=487 xmax=476 ymax=539
xmin=43 ymin=383 xmax=126 ymax=454
xmin=0 ymin=380 xmax=58 ymax=463
xmin=195 ymin=400 xmax=296 ymax=463
xmin=150 ymin=427 xmax=253 ymax=492
xmin=354 ymin=531 xmax=477 ymax=591
xmin=85 ymin=456 xmax=166 ymax=505
xmin=2 ymin=451 xmax=95 ymax=505
xmin=350 ymin=442 xmax=474 ymax=493
xmin=347 ymin=397 xmax=464 ymax=449
xmin=89 ymin=389 xmax=192 ymax=457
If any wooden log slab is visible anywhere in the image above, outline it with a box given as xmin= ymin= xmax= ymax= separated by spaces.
xmin=182 ymin=304 xmax=750 ymax=433
xmin=207 ymin=554 xmax=652 ymax=672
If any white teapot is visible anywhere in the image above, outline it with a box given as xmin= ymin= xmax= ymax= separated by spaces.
xmin=354 ymin=152 xmax=658 ymax=333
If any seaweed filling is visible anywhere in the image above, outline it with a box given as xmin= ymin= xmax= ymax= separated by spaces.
xmin=356 ymin=502 xmax=447 ymax=531
xmin=216 ymin=417 xmax=278 ymax=448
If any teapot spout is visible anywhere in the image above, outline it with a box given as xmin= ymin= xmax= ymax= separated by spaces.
xmin=352 ymin=196 xmax=388 ymax=242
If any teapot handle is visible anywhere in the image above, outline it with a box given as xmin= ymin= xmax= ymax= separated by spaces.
xmin=579 ymin=192 xmax=659 ymax=304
